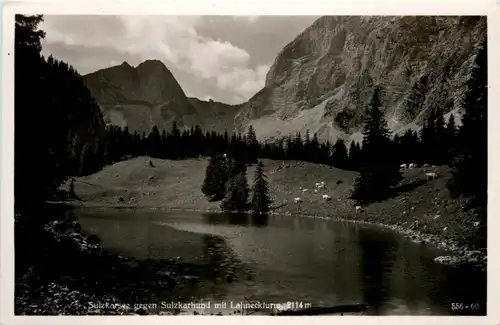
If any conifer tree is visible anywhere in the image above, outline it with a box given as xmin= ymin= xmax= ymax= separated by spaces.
xmin=221 ymin=150 xmax=249 ymax=212
xmin=285 ymin=136 xmax=293 ymax=160
xmin=351 ymin=87 xmax=402 ymax=204
xmin=122 ymin=126 xmax=132 ymax=156
xmin=303 ymin=130 xmax=311 ymax=158
xmin=246 ymin=125 xmax=259 ymax=165
xmin=294 ymin=132 xmax=303 ymax=160
xmin=331 ymin=138 xmax=349 ymax=169
xmin=400 ymin=129 xmax=419 ymax=164
xmin=348 ymin=141 xmax=361 ymax=171
xmin=160 ymin=130 xmax=168 ymax=159
xmin=170 ymin=120 xmax=181 ymax=159
xmin=433 ymin=109 xmax=447 ymax=164
xmin=221 ymin=178 xmax=239 ymax=212
xmin=202 ymin=152 xmax=227 ymax=201
xmin=234 ymin=172 xmax=250 ymax=212
xmin=250 ymin=161 xmax=272 ymax=213
xmin=147 ymin=125 xmax=162 ymax=158
xmin=310 ymin=133 xmax=321 ymax=163
xmin=447 ymin=40 xmax=487 ymax=213
xmin=419 ymin=109 xmax=436 ymax=164
xmin=221 ymin=171 xmax=249 ymax=212
xmin=445 ymin=113 xmax=457 ymax=162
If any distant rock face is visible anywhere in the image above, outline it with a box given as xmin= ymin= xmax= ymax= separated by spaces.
xmin=187 ymin=97 xmax=240 ymax=133
xmin=235 ymin=16 xmax=486 ymax=143
xmin=83 ymin=60 xmax=236 ymax=133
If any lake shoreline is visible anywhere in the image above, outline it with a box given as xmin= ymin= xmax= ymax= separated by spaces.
xmin=48 ymin=200 xmax=487 ymax=270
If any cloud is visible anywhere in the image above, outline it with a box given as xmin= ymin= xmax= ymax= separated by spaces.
xmin=216 ymin=64 xmax=269 ymax=100
xmin=40 ymin=15 xmax=267 ymax=103
xmin=200 ymin=95 xmax=213 ymax=101
xmin=187 ymin=39 xmax=251 ymax=79
xmin=232 ymin=16 xmax=260 ymax=24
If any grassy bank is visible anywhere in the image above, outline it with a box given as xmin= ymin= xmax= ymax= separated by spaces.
xmin=59 ymin=156 xmax=485 ymax=267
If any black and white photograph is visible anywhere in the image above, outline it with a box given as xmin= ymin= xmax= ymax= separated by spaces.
xmin=2 ymin=1 xmax=497 ymax=322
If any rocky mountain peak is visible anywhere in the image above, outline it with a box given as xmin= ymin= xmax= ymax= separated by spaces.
xmin=237 ymin=15 xmax=486 ymax=143
xmin=83 ymin=59 xmax=190 ymax=105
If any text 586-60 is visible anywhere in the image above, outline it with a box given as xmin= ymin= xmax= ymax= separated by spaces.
xmin=451 ymin=303 xmax=480 ymax=310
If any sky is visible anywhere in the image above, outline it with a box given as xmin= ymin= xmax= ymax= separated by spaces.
xmin=40 ymin=15 xmax=319 ymax=105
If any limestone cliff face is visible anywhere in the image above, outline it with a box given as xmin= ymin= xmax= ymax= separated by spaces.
xmin=236 ymin=16 xmax=486 ymax=142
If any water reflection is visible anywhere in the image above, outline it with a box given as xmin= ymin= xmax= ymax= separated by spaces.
xmin=251 ymin=214 xmax=269 ymax=228
xmin=71 ymin=207 xmax=486 ymax=315
xmin=203 ymin=212 xmax=269 ymax=228
xmin=228 ymin=213 xmax=249 ymax=226
xmin=358 ymin=227 xmax=396 ymax=314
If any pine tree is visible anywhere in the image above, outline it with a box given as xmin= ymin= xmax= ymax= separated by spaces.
xmin=285 ymin=136 xmax=293 ymax=160
xmin=303 ymin=130 xmax=311 ymax=158
xmin=433 ymin=109 xmax=447 ymax=165
xmin=351 ymin=87 xmax=402 ymax=204
xmin=419 ymin=109 xmax=436 ymax=164
xmin=234 ymin=151 xmax=248 ymax=176
xmin=391 ymin=134 xmax=402 ymax=164
xmin=331 ymin=138 xmax=349 ymax=169
xmin=160 ymin=130 xmax=168 ymax=159
xmin=310 ymin=133 xmax=321 ymax=163
xmin=234 ymin=172 xmax=250 ymax=212
xmin=348 ymin=141 xmax=361 ymax=171
xmin=202 ymin=152 xmax=227 ymax=201
xmin=147 ymin=125 xmax=162 ymax=158
xmin=221 ymin=151 xmax=249 ymax=212
xmin=122 ymin=126 xmax=132 ymax=157
xmin=294 ymin=132 xmax=303 ymax=160
xmin=445 ymin=113 xmax=457 ymax=162
xmin=170 ymin=120 xmax=181 ymax=159
xmin=221 ymin=171 xmax=249 ymax=212
xmin=447 ymin=40 xmax=487 ymax=214
xmin=400 ymin=129 xmax=419 ymax=164
xmin=250 ymin=161 xmax=272 ymax=213
xmin=221 ymin=178 xmax=239 ymax=212
xmin=246 ymin=125 xmax=259 ymax=165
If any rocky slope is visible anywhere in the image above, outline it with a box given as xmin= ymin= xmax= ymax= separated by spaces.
xmin=83 ymin=60 xmax=237 ymax=134
xmin=235 ymin=16 xmax=486 ymax=142
xmin=187 ymin=97 xmax=240 ymax=133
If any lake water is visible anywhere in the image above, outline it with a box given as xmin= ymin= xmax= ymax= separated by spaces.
xmin=72 ymin=207 xmax=486 ymax=315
